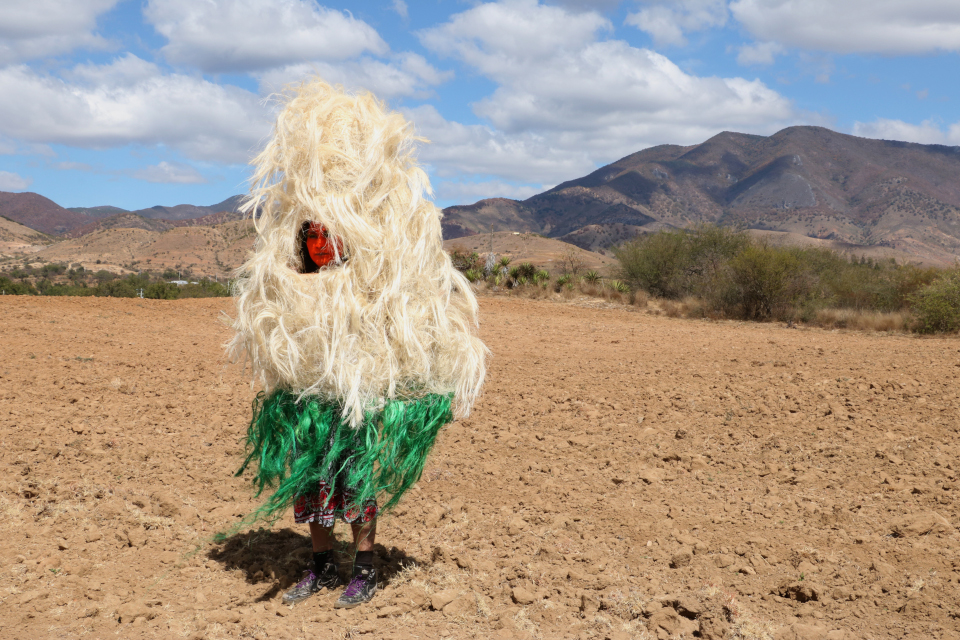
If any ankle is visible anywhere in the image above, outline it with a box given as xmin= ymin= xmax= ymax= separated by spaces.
xmin=313 ymin=550 xmax=335 ymax=573
xmin=354 ymin=550 xmax=375 ymax=568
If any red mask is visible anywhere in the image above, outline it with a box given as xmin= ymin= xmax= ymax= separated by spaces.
xmin=305 ymin=223 xmax=345 ymax=268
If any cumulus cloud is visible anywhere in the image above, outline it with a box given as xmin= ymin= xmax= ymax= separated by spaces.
xmin=852 ymin=118 xmax=960 ymax=146
xmin=736 ymin=41 xmax=784 ymax=65
xmin=416 ymin=1 xmax=796 ymax=183
xmin=0 ymin=56 xmax=272 ymax=163
xmin=258 ymin=53 xmax=451 ymax=99
xmin=408 ymin=105 xmax=597 ymax=184
xmin=625 ymin=0 xmax=728 ymax=47
xmin=392 ymin=0 xmax=408 ymax=20
xmin=0 ymin=0 xmax=119 ymax=63
xmin=145 ymin=0 xmax=387 ymax=73
xmin=731 ymin=0 xmax=960 ymax=54
xmin=421 ymin=0 xmax=611 ymax=75
xmin=0 ymin=170 xmax=31 ymax=191
xmin=133 ymin=161 xmax=207 ymax=184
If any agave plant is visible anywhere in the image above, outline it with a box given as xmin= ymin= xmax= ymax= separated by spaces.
xmin=583 ymin=270 xmax=601 ymax=284
xmin=464 ymin=268 xmax=483 ymax=283
xmin=533 ymin=269 xmax=550 ymax=286
xmin=607 ymin=279 xmax=630 ymax=293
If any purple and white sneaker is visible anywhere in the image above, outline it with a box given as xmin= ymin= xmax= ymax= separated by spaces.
xmin=282 ymin=563 xmax=341 ymax=605
xmin=334 ymin=565 xmax=378 ymax=608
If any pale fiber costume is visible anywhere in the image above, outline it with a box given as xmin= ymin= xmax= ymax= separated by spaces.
xmin=230 ymin=79 xmax=487 ymax=519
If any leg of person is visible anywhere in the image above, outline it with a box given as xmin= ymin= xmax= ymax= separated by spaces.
xmin=283 ymin=483 xmax=342 ymax=604
xmin=335 ymin=508 xmax=379 ymax=608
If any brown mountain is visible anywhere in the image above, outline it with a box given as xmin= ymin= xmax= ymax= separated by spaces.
xmin=64 ymin=209 xmax=246 ymax=239
xmin=129 ymin=195 xmax=245 ymax=220
xmin=0 ymin=192 xmax=95 ymax=235
xmin=3 ymin=193 xmax=247 ymax=236
xmin=442 ymin=126 xmax=960 ymax=265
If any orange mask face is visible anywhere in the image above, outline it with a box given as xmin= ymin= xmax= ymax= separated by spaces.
xmin=305 ymin=223 xmax=345 ymax=268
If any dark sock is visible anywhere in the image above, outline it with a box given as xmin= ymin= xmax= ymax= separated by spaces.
xmin=313 ymin=550 xmax=334 ymax=575
xmin=354 ymin=550 xmax=375 ymax=568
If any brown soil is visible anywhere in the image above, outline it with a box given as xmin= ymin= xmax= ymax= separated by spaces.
xmin=2 ymin=296 xmax=960 ymax=640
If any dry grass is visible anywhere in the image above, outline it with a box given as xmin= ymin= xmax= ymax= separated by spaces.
xmin=810 ymin=308 xmax=910 ymax=332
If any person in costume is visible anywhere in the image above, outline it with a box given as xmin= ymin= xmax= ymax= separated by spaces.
xmin=229 ymin=79 xmax=487 ymax=608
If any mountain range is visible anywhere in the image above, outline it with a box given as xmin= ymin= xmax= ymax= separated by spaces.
xmin=3 ymin=125 xmax=960 ymax=271
xmin=442 ymin=126 xmax=960 ymax=264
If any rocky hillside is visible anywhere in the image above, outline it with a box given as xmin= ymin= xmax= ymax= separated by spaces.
xmin=443 ymin=126 xmax=960 ymax=265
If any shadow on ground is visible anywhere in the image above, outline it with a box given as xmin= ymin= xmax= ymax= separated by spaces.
xmin=206 ymin=527 xmax=426 ymax=601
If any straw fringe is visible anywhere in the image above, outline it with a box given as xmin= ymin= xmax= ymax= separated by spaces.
xmin=228 ymin=78 xmax=487 ymax=426
xmin=236 ymin=390 xmax=453 ymax=520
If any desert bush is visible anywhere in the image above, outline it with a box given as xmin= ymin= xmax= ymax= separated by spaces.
xmin=144 ymin=282 xmax=180 ymax=300
xmin=613 ymin=224 xmax=749 ymax=298
xmin=911 ymin=268 xmax=960 ymax=333
xmin=93 ymin=270 xmax=117 ymax=284
xmin=0 ymin=276 xmax=36 ymax=295
xmin=727 ymin=244 xmax=820 ymax=321
xmin=558 ymin=246 xmax=585 ymax=276
xmin=448 ymin=247 xmax=484 ymax=273
xmin=178 ymin=280 xmax=230 ymax=298
xmin=464 ymin=268 xmax=483 ymax=283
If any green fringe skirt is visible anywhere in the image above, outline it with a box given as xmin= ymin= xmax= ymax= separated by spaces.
xmin=235 ymin=390 xmax=453 ymax=522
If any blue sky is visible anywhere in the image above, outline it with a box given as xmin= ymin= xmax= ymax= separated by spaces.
xmin=0 ymin=0 xmax=958 ymax=210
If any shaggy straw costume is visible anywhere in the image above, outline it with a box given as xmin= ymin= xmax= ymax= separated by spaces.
xmin=230 ymin=79 xmax=487 ymax=522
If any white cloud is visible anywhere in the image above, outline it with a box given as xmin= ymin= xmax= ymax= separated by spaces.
xmin=133 ymin=161 xmax=207 ymax=184
xmin=435 ymin=179 xmax=545 ymax=204
xmin=420 ymin=0 xmax=611 ymax=75
xmin=0 ymin=0 xmax=119 ymax=63
xmin=0 ymin=170 xmax=31 ymax=191
xmin=416 ymin=1 xmax=796 ymax=184
xmin=731 ymin=0 xmax=960 ymax=54
xmin=258 ymin=53 xmax=451 ymax=99
xmin=392 ymin=0 xmax=408 ymax=20
xmin=736 ymin=40 xmax=783 ymax=65
xmin=145 ymin=0 xmax=388 ymax=73
xmin=408 ymin=105 xmax=597 ymax=184
xmin=626 ymin=0 xmax=728 ymax=47
xmin=0 ymin=57 xmax=271 ymax=163
xmin=852 ymin=118 xmax=960 ymax=146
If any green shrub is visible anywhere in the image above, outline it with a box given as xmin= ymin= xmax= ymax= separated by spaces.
xmin=96 ymin=279 xmax=138 ymax=298
xmin=613 ymin=225 xmax=749 ymax=298
xmin=178 ymin=279 xmax=230 ymax=298
xmin=145 ymin=282 xmax=180 ymax=299
xmin=0 ymin=276 xmax=36 ymax=295
xmin=727 ymin=244 xmax=819 ymax=321
xmin=911 ymin=269 xmax=960 ymax=333
xmin=464 ymin=269 xmax=483 ymax=283
xmin=583 ymin=270 xmax=601 ymax=284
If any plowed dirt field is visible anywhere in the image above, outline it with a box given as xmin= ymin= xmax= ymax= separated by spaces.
xmin=2 ymin=296 xmax=959 ymax=640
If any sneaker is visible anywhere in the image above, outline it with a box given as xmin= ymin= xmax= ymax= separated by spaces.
xmin=334 ymin=565 xmax=378 ymax=608
xmin=282 ymin=564 xmax=341 ymax=605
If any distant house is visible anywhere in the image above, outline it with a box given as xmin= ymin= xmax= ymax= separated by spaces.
xmin=169 ymin=280 xmax=189 ymax=286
